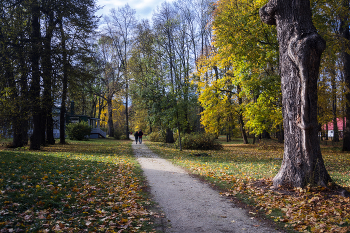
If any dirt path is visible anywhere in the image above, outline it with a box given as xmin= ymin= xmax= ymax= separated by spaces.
xmin=132 ymin=139 xmax=282 ymax=233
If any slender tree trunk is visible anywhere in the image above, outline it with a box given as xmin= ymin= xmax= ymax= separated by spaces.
xmin=237 ymin=85 xmax=248 ymax=144
xmin=238 ymin=113 xmax=248 ymax=144
xmin=13 ymin=54 xmax=29 ymax=147
xmin=29 ymin=1 xmax=42 ymax=150
xmin=331 ymin=68 xmax=339 ymax=142
xmin=341 ymin=0 xmax=350 ymax=151
xmin=107 ymin=96 xmax=114 ymax=137
xmin=42 ymin=13 xmax=55 ymax=145
xmin=125 ymin=82 xmax=129 ymax=139
xmin=59 ymin=20 xmax=68 ymax=144
xmin=18 ymin=45 xmax=29 ymax=146
xmin=5 ymin=53 xmax=23 ymax=148
xmin=260 ymin=0 xmax=332 ymax=188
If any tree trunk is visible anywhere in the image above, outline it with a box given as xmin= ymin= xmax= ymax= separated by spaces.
xmin=331 ymin=68 xmax=339 ymax=142
xmin=166 ymin=128 xmax=174 ymax=143
xmin=29 ymin=1 xmax=42 ymax=150
xmin=277 ymin=124 xmax=284 ymax=143
xmin=237 ymin=86 xmax=248 ymax=144
xmin=59 ymin=20 xmax=67 ymax=144
xmin=18 ymin=44 xmax=29 ymax=146
xmin=107 ymin=96 xmax=114 ymax=137
xmin=125 ymin=84 xmax=130 ymax=139
xmin=238 ymin=113 xmax=248 ymax=144
xmin=42 ymin=12 xmax=55 ymax=145
xmin=341 ymin=0 xmax=350 ymax=151
xmin=260 ymin=0 xmax=332 ymax=188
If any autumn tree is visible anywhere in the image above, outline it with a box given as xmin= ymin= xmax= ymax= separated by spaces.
xmin=259 ymin=0 xmax=333 ymax=188
xmin=103 ymin=4 xmax=138 ymax=139
xmin=195 ymin=0 xmax=281 ymax=143
xmin=91 ymin=35 xmax=123 ymax=137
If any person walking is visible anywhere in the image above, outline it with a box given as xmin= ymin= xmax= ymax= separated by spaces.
xmin=134 ymin=131 xmax=139 ymax=144
xmin=138 ymin=130 xmax=143 ymax=144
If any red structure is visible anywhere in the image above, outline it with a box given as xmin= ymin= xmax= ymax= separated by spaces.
xmin=322 ymin=117 xmax=347 ymax=138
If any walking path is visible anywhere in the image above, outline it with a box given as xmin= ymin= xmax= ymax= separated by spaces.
xmin=132 ymin=138 xmax=282 ymax=233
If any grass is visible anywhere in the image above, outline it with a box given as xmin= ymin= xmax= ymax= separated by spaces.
xmin=0 ymin=139 xmax=160 ymax=233
xmin=146 ymin=136 xmax=350 ymax=233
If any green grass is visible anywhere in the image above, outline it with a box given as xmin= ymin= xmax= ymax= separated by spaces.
xmin=0 ymin=139 xmax=159 ymax=232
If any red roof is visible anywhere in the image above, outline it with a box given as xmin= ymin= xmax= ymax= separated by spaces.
xmin=323 ymin=117 xmax=347 ymax=131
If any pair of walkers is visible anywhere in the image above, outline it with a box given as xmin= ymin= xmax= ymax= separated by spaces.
xmin=134 ymin=130 xmax=143 ymax=144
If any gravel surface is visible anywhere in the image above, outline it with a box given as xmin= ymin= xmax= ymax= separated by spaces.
xmin=132 ymin=139 xmax=283 ymax=233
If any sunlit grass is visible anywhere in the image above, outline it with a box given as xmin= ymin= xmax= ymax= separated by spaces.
xmin=0 ymin=139 xmax=158 ymax=232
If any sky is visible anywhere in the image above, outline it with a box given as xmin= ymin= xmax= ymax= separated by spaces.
xmin=95 ymin=0 xmax=173 ymax=21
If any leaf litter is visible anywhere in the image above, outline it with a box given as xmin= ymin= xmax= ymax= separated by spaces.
xmin=148 ymin=140 xmax=350 ymax=233
xmin=0 ymin=139 xmax=160 ymax=233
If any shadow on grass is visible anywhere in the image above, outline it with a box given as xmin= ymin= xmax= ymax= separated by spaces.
xmin=0 ymin=139 xmax=156 ymax=232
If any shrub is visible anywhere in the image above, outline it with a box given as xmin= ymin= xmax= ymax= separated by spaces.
xmin=114 ymin=130 xmax=123 ymax=140
xmin=120 ymin=135 xmax=129 ymax=140
xmin=66 ymin=122 xmax=92 ymax=141
xmin=147 ymin=131 xmax=166 ymax=142
xmin=176 ymin=133 xmax=223 ymax=150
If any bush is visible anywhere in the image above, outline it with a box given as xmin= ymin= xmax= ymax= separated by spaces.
xmin=114 ymin=130 xmax=123 ymax=140
xmin=147 ymin=131 xmax=166 ymax=142
xmin=66 ymin=122 xmax=92 ymax=141
xmin=176 ymin=133 xmax=223 ymax=150
xmin=120 ymin=135 xmax=129 ymax=140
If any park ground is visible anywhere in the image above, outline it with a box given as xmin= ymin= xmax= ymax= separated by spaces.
xmin=0 ymin=136 xmax=349 ymax=232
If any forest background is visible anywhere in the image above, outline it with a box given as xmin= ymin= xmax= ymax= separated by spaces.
xmin=0 ymin=0 xmax=349 ymax=151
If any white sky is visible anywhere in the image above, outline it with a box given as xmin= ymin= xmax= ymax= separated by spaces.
xmin=95 ymin=0 xmax=174 ymax=21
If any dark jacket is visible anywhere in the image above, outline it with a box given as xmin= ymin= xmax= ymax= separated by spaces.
xmin=134 ymin=132 xmax=139 ymax=138
xmin=138 ymin=131 xmax=143 ymax=138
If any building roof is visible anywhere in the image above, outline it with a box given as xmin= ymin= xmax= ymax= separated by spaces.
xmin=323 ymin=117 xmax=347 ymax=131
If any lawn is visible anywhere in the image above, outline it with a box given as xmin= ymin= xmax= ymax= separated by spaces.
xmin=146 ymin=136 xmax=350 ymax=233
xmin=0 ymin=139 xmax=160 ymax=233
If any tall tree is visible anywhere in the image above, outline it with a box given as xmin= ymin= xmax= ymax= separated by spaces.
xmin=93 ymin=35 xmax=123 ymax=137
xmin=260 ymin=0 xmax=332 ymax=188
xmin=340 ymin=0 xmax=350 ymax=151
xmin=29 ymin=0 xmax=42 ymax=150
xmin=105 ymin=4 xmax=137 ymax=139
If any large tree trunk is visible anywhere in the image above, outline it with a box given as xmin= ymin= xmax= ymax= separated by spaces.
xmin=260 ymin=0 xmax=332 ymax=188
xmin=29 ymin=1 xmax=42 ymax=150
xmin=42 ymin=12 xmax=55 ymax=145
xmin=341 ymin=0 xmax=350 ymax=151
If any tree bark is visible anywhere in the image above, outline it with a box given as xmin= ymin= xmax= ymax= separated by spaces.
xmin=42 ymin=11 xmax=55 ymax=145
xmin=260 ymin=0 xmax=332 ymax=188
xmin=237 ymin=85 xmax=248 ymax=144
xmin=59 ymin=19 xmax=68 ymax=144
xmin=29 ymin=1 xmax=42 ymax=150
xmin=166 ymin=128 xmax=174 ymax=143
xmin=341 ymin=0 xmax=350 ymax=151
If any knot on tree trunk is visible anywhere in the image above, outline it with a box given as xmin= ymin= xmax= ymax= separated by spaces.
xmin=259 ymin=3 xmax=277 ymax=25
